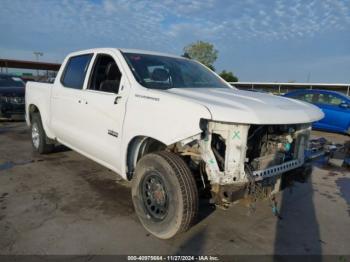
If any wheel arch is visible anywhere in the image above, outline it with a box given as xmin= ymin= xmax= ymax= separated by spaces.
xmin=126 ymin=136 xmax=167 ymax=180
xmin=27 ymin=103 xmax=55 ymax=140
xmin=27 ymin=104 xmax=40 ymax=125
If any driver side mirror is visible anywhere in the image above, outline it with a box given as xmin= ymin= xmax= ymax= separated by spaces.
xmin=339 ymin=102 xmax=350 ymax=109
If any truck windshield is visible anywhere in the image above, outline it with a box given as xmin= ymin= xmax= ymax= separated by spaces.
xmin=122 ymin=52 xmax=229 ymax=89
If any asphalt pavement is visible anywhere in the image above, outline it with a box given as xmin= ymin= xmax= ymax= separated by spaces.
xmin=0 ymin=122 xmax=349 ymax=256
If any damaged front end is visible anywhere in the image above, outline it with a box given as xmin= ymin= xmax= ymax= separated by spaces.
xmin=177 ymin=120 xmax=311 ymax=207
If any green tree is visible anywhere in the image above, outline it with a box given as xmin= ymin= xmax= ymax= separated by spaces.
xmin=183 ymin=41 xmax=218 ymax=70
xmin=219 ymin=70 xmax=239 ymax=82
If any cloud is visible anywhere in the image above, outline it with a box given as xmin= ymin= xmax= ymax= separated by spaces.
xmin=0 ymin=0 xmax=349 ymax=61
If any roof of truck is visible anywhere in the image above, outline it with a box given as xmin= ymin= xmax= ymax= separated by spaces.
xmin=119 ymin=48 xmax=184 ymax=59
xmin=67 ymin=48 xmax=185 ymax=60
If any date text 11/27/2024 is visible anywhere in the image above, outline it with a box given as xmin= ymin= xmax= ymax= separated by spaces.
xmin=127 ymin=255 xmax=220 ymax=261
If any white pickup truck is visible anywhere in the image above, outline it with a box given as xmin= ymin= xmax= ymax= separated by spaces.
xmin=26 ymin=48 xmax=323 ymax=239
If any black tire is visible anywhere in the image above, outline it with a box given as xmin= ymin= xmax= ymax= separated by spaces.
xmin=132 ymin=151 xmax=198 ymax=239
xmin=31 ymin=113 xmax=54 ymax=154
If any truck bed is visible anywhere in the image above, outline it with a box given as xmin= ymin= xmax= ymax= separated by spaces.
xmin=25 ymin=82 xmax=52 ymax=130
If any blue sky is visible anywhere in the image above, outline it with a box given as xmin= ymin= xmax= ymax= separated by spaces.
xmin=0 ymin=0 xmax=349 ymax=83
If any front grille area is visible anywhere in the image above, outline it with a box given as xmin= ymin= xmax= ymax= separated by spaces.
xmin=1 ymin=96 xmax=25 ymax=104
xmin=10 ymin=97 xmax=25 ymax=104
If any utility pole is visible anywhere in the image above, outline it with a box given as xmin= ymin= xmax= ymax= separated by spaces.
xmin=306 ymin=72 xmax=311 ymax=83
xmin=33 ymin=51 xmax=43 ymax=78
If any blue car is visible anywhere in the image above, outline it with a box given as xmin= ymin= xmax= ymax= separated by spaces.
xmin=284 ymin=89 xmax=350 ymax=135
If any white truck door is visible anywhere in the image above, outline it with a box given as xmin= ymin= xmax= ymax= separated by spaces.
xmin=77 ymin=53 xmax=129 ymax=172
xmin=51 ymin=53 xmax=94 ymax=148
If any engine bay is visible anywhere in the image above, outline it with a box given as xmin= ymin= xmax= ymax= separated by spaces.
xmin=247 ymin=125 xmax=300 ymax=171
xmin=177 ymin=121 xmax=311 ymax=206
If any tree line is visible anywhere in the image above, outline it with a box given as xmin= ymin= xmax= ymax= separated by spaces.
xmin=182 ymin=40 xmax=238 ymax=82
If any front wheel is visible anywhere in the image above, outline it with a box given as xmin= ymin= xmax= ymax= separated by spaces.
xmin=132 ymin=151 xmax=198 ymax=239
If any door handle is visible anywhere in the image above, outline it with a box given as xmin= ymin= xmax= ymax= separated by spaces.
xmin=114 ymin=96 xmax=122 ymax=104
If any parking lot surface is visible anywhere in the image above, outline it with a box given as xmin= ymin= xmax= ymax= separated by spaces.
xmin=0 ymin=122 xmax=349 ymax=255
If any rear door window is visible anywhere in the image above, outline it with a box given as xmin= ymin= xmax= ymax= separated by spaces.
xmin=61 ymin=54 xmax=93 ymax=89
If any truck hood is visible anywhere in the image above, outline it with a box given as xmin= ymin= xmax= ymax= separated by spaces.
xmin=164 ymin=88 xmax=324 ymax=125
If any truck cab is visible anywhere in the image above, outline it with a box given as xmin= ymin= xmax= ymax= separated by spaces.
xmin=25 ymin=48 xmax=324 ymax=239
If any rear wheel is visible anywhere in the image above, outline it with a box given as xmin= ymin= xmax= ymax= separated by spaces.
xmin=132 ymin=151 xmax=198 ymax=239
xmin=31 ymin=113 xmax=54 ymax=154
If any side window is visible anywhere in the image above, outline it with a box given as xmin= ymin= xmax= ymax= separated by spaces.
xmin=327 ymin=94 xmax=343 ymax=105
xmin=297 ymin=93 xmax=314 ymax=103
xmin=316 ymin=94 xmax=327 ymax=104
xmin=61 ymin=54 xmax=93 ymax=89
xmin=88 ymin=54 xmax=122 ymax=94
xmin=316 ymin=94 xmax=343 ymax=106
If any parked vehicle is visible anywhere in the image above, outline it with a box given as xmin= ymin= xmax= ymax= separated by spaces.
xmin=284 ymin=89 xmax=350 ymax=135
xmin=0 ymin=73 xmax=25 ymax=120
xmin=25 ymin=48 xmax=323 ymax=239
